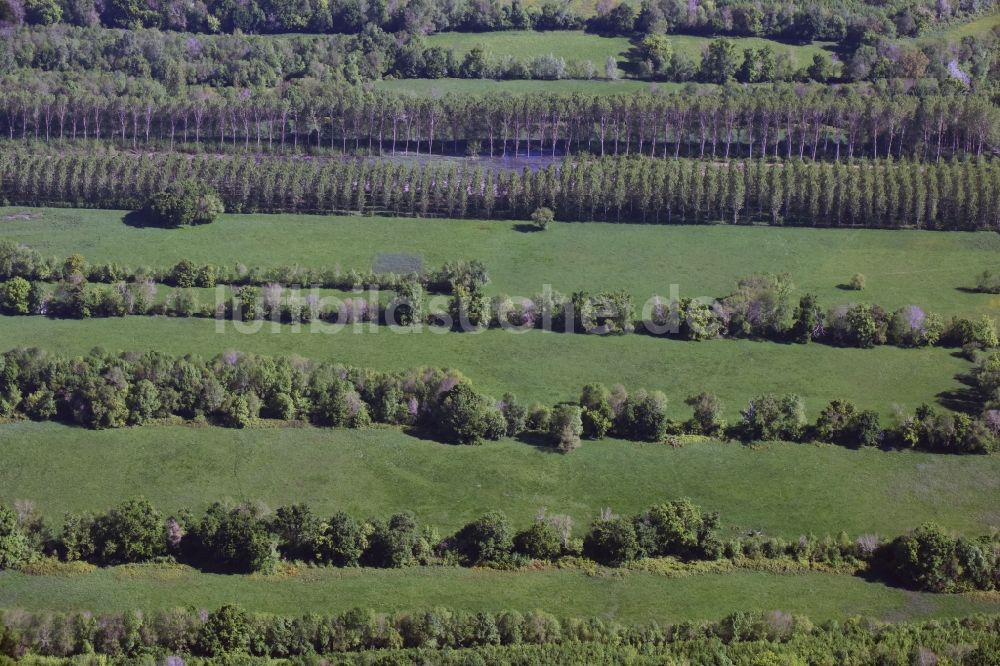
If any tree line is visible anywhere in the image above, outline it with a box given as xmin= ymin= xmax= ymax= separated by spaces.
xmin=1 ymin=347 xmax=996 ymax=453
xmin=2 ymin=0 xmax=990 ymax=44
xmin=0 ymin=238 xmax=488 ymax=293
xmin=3 ymin=149 xmax=999 ymax=230
xmin=3 ymin=23 xmax=997 ymax=93
xmin=2 ymin=496 xmax=998 ymax=597
xmin=0 ymin=86 xmax=995 ymax=161
xmin=4 ymin=257 xmax=999 ymax=358
xmin=2 ymin=605 xmax=997 ymax=662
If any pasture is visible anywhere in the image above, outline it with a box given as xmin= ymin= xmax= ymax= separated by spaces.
xmin=2 ymin=565 xmax=998 ymax=622
xmin=0 ymin=315 xmax=972 ymax=419
xmin=2 ymin=208 xmax=996 ymax=318
xmin=1 ymin=422 xmax=998 ymax=537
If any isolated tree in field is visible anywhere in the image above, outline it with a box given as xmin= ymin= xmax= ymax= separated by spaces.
xmin=145 ymin=179 xmax=224 ymax=227
xmin=531 ymin=206 xmax=554 ymax=230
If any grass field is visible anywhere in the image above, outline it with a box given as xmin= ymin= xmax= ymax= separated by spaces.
xmin=426 ymin=30 xmax=630 ymax=66
xmin=422 ymin=30 xmax=836 ymax=76
xmin=374 ymin=77 xmax=661 ymax=95
xmin=914 ymin=13 xmax=1000 ymax=43
xmin=2 ymin=565 xmax=998 ymax=622
xmin=0 ymin=315 xmax=972 ymax=419
xmin=3 ymin=208 xmax=997 ymax=318
xmin=2 ymin=422 xmax=998 ymax=537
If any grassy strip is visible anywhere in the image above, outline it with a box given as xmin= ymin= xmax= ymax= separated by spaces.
xmin=1 ymin=423 xmax=997 ymax=537
xmin=2 ymin=564 xmax=998 ymax=621
xmin=4 ymin=208 xmax=996 ymax=319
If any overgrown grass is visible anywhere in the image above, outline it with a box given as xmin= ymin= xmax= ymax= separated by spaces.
xmin=2 ymin=565 xmax=998 ymax=621
xmin=3 ymin=208 xmax=996 ymax=318
xmin=2 ymin=423 xmax=998 ymax=537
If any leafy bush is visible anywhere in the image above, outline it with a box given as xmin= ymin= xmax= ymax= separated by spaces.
xmin=144 ymin=180 xmax=224 ymax=227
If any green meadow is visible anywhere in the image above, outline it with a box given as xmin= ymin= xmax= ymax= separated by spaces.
xmin=2 ymin=423 xmax=998 ymax=538
xmin=2 ymin=565 xmax=998 ymax=622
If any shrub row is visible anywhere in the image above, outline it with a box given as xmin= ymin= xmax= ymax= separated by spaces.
xmin=1 ymin=347 xmax=998 ymax=453
xmin=3 ymin=604 xmax=997 ymax=662
xmin=3 ymin=149 xmax=999 ymax=229
xmin=0 ymin=239 xmax=487 ymax=293
xmin=3 ymin=498 xmax=999 ymax=596
xmin=4 ymin=268 xmax=998 ymax=358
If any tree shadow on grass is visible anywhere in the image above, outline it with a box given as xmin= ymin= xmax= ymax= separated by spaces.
xmin=512 ymin=223 xmax=543 ymax=233
xmin=935 ymin=361 xmax=983 ymax=414
xmin=122 ymin=210 xmax=158 ymax=228
xmin=515 ymin=431 xmax=561 ymax=453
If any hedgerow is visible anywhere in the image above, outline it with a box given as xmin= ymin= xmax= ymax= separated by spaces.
xmin=1 ymin=347 xmax=997 ymax=452
xmin=2 ymin=498 xmax=998 ymax=594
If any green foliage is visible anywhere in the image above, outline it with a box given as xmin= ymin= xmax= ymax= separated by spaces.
xmin=0 ymin=277 xmax=30 ymax=315
xmin=190 ymin=503 xmax=278 ymax=574
xmin=633 ymin=499 xmax=719 ymax=559
xmin=198 ymin=604 xmax=252 ymax=656
xmin=450 ymin=511 xmax=514 ymax=564
xmin=513 ymin=521 xmax=562 ymax=560
xmin=0 ymin=505 xmax=31 ymax=569
xmin=700 ymin=38 xmax=740 ymax=83
xmin=580 ymin=383 xmax=614 ymax=439
xmin=583 ymin=514 xmax=638 ymax=566
xmin=435 ymin=383 xmax=505 ymax=445
xmin=549 ymin=403 xmax=583 ymax=452
xmin=617 ymin=389 xmax=669 ymax=442
xmin=145 ymin=180 xmax=224 ymax=228
xmin=741 ymin=394 xmax=806 ymax=441
xmin=684 ymin=392 xmax=725 ymax=436
xmin=91 ymin=498 xmax=165 ymax=565
xmin=530 ymin=206 xmax=554 ymax=230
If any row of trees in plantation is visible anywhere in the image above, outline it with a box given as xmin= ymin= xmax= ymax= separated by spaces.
xmin=2 ymin=495 xmax=999 ymax=594
xmin=0 ymin=347 xmax=996 ymax=453
xmin=0 ymin=87 xmax=995 ymax=160
xmin=2 ymin=605 xmax=997 ymax=661
xmin=3 ymin=149 xmax=998 ymax=229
